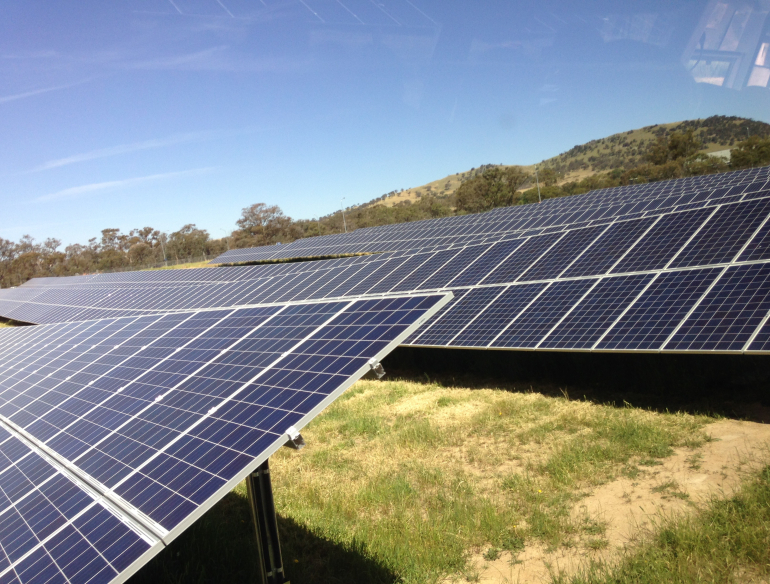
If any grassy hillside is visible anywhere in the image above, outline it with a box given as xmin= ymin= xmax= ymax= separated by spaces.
xmin=541 ymin=116 xmax=770 ymax=177
xmin=357 ymin=116 xmax=770 ymax=211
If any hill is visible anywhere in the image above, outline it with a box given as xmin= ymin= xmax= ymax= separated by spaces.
xmin=353 ymin=116 xmax=770 ymax=211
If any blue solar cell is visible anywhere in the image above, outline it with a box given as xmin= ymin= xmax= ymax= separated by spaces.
xmin=736 ymin=214 xmax=770 ymax=262
xmin=365 ymin=253 xmax=434 ymax=294
xmin=665 ymin=264 xmax=770 ymax=351
xmin=670 ymin=199 xmax=770 ymax=268
xmin=515 ymin=227 xmax=606 ymax=282
xmin=597 ymin=268 xmax=722 ymax=351
xmin=539 ymin=274 xmax=654 ymax=349
xmin=415 ymin=247 xmax=484 ymax=290
xmin=447 ymin=240 xmax=526 ymax=287
xmin=390 ymin=248 xmax=460 ymax=292
xmin=746 ymin=319 xmax=770 ymax=351
xmin=342 ymin=257 xmax=410 ymax=297
xmin=404 ymin=289 xmax=470 ymax=344
xmin=452 ymin=284 xmax=547 ymax=347
xmin=413 ymin=287 xmax=507 ymax=346
xmin=492 ymin=279 xmax=597 ymax=348
xmin=561 ymin=218 xmax=656 ymax=278
xmin=610 ymin=207 xmax=714 ymax=273
xmin=481 ymin=232 xmax=566 ymax=284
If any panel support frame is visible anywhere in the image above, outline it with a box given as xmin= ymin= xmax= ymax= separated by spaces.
xmin=247 ymin=460 xmax=290 ymax=584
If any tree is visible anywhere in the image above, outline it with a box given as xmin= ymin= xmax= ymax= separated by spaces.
xmin=233 ymin=203 xmax=300 ymax=248
xmin=538 ymin=167 xmax=559 ymax=187
xmin=731 ymin=136 xmax=770 ymax=169
xmin=167 ymin=224 xmax=211 ymax=260
xmin=455 ymin=166 xmax=531 ymax=213
xmin=646 ymin=129 xmax=701 ymax=165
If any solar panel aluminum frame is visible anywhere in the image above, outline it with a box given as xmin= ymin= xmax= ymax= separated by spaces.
xmin=0 ymin=291 xmax=453 ymax=584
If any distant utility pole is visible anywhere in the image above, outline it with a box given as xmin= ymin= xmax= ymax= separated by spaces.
xmin=535 ymin=169 xmax=542 ymax=203
xmin=159 ymin=233 xmax=168 ymax=267
xmin=340 ymin=198 xmax=348 ymax=233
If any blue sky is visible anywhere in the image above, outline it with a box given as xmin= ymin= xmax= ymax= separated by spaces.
xmin=1 ymin=0 xmax=768 ymax=246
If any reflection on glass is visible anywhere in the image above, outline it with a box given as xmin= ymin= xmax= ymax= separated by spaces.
xmin=683 ymin=0 xmax=770 ymax=88
xmin=599 ymin=13 xmax=675 ymax=47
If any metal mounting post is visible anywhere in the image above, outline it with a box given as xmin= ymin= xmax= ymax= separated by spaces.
xmin=246 ymin=460 xmax=290 ymax=584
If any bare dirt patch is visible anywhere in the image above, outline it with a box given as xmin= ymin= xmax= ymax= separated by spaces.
xmin=461 ymin=419 xmax=770 ymax=584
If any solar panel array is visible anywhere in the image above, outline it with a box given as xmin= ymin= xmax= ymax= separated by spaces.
xmin=2 ymin=166 xmax=770 ymax=354
xmin=0 ymin=293 xmax=449 ymax=584
xmin=212 ymin=166 xmax=770 ymax=263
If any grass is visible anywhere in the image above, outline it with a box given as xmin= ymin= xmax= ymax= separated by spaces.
xmin=555 ymin=465 xmax=770 ymax=584
xmin=143 ymin=260 xmax=214 ymax=271
xmin=265 ymin=378 xmax=711 ymax=583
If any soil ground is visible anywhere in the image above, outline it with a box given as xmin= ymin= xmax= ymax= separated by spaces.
xmin=459 ymin=419 xmax=770 ymax=583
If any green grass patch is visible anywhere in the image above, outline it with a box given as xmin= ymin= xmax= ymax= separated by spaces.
xmin=143 ymin=260 xmax=213 ymax=271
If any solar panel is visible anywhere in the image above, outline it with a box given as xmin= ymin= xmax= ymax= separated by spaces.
xmin=665 ymin=263 xmax=770 ymax=351
xmin=410 ymin=287 xmax=507 ymax=347
xmin=452 ymin=283 xmax=548 ymax=347
xmin=560 ymin=217 xmax=656 ymax=278
xmin=517 ymin=227 xmax=607 ymax=281
xmin=610 ymin=207 xmax=715 ymax=273
xmin=0 ymin=293 xmax=450 ymax=584
xmin=478 ymin=234 xmax=561 ymax=285
xmin=493 ymin=279 xmax=598 ymax=348
xmin=207 ymin=166 xmax=770 ymax=264
xmin=668 ymin=198 xmax=770 ymax=268
xmin=595 ymin=268 xmax=722 ymax=351
xmin=2 ymin=167 xmax=770 ymax=355
xmin=538 ymin=274 xmax=655 ymax=349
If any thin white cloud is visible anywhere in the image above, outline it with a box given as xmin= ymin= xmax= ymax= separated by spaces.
xmin=36 ymin=168 xmax=216 ymax=203
xmin=129 ymin=46 xmax=229 ymax=70
xmin=32 ymin=129 xmax=241 ymax=172
xmin=0 ymin=79 xmax=88 ymax=104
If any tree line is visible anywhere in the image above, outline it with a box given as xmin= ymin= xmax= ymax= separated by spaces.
xmin=0 ymin=224 xmax=225 ymax=288
xmin=2 ymin=132 xmax=769 ymax=288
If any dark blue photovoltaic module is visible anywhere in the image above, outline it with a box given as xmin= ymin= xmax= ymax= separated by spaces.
xmin=0 ymin=293 xmax=451 ymax=584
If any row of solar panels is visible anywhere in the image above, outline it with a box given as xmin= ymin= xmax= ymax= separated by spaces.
xmin=2 ymin=173 xmax=770 ymax=354
xmin=19 ymin=167 xmax=770 ymax=288
xmin=0 ymin=294 xmax=448 ymax=584
xmin=212 ymin=166 xmax=770 ymax=263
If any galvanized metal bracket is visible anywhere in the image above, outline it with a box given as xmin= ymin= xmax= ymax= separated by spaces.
xmin=367 ymin=358 xmax=386 ymax=379
xmin=283 ymin=426 xmax=305 ymax=450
